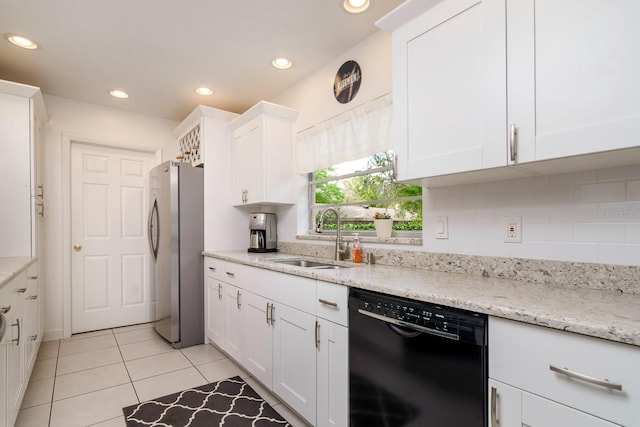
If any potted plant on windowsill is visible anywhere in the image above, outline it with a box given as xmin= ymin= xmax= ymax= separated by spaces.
xmin=373 ymin=212 xmax=393 ymax=238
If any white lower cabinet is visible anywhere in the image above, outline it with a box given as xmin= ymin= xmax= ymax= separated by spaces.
xmin=489 ymin=316 xmax=639 ymax=427
xmin=204 ymin=258 xmax=350 ymax=426
xmin=222 ymin=283 xmax=243 ymax=361
xmin=316 ymin=281 xmax=348 ymax=427
xmin=243 ymin=291 xmax=273 ymax=388
xmin=272 ymin=302 xmax=317 ymax=422
xmin=316 ymin=318 xmax=348 ymax=427
xmin=1 ymin=271 xmax=27 ymax=427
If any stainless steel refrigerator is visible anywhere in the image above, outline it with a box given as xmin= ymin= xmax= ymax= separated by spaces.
xmin=148 ymin=161 xmax=204 ymax=348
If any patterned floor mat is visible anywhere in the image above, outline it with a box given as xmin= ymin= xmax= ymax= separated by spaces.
xmin=122 ymin=376 xmax=291 ymax=426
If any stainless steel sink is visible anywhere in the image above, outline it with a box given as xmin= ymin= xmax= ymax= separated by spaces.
xmin=270 ymin=259 xmax=351 ymax=269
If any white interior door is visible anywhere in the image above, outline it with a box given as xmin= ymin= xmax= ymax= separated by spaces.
xmin=71 ymin=142 xmax=155 ymax=333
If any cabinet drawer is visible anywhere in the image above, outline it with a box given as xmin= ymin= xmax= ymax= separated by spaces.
xmin=316 ymin=281 xmax=348 ymax=327
xmin=204 ymin=257 xmax=226 ymax=279
xmin=489 ymin=316 xmax=639 ymax=426
xmin=204 ymin=257 xmax=245 ymax=285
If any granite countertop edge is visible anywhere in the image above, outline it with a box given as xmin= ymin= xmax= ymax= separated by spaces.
xmin=204 ymin=250 xmax=640 ymax=348
xmin=0 ymin=257 xmax=37 ymax=290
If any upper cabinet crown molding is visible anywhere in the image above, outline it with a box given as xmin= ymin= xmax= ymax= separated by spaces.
xmin=173 ymin=105 xmax=238 ymax=139
xmin=229 ymin=100 xmax=298 ymax=131
xmin=375 ymin=0 xmax=443 ymax=32
xmin=0 ymin=78 xmax=48 ymax=123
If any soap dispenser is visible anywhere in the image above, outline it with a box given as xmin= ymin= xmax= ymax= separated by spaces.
xmin=352 ymin=233 xmax=362 ymax=264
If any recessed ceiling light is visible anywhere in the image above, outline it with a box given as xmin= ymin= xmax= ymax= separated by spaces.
xmin=272 ymin=57 xmax=292 ymax=70
xmin=195 ymin=87 xmax=214 ymax=96
xmin=343 ymin=0 xmax=370 ymax=13
xmin=3 ymin=33 xmax=39 ymax=50
xmin=109 ymin=90 xmax=130 ymax=99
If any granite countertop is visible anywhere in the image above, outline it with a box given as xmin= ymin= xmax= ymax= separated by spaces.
xmin=0 ymin=257 xmax=36 ymax=290
xmin=204 ymin=250 xmax=640 ymax=348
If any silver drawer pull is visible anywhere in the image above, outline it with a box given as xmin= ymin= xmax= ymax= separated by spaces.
xmin=28 ymin=275 xmax=38 ymax=280
xmin=17 ymin=287 xmax=27 ymax=293
xmin=226 ymin=272 xmax=235 ymax=278
xmin=549 ymin=365 xmax=622 ymax=391
xmin=318 ymin=299 xmax=338 ymax=308
xmin=0 ymin=306 xmax=10 ymax=314
xmin=27 ymin=295 xmax=38 ymax=300
xmin=208 ymin=266 xmax=216 ymax=271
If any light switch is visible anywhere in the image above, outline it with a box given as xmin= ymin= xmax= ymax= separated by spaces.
xmin=436 ymin=216 xmax=448 ymax=239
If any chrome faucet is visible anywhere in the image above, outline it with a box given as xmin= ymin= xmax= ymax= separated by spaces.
xmin=316 ymin=207 xmax=347 ymax=261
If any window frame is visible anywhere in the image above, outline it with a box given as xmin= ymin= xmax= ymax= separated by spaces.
xmin=307 ymin=160 xmax=423 ymax=238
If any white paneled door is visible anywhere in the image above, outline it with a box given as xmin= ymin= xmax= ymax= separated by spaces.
xmin=71 ymin=143 xmax=155 ymax=333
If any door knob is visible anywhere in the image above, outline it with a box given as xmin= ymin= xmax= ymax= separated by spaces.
xmin=73 ymin=244 xmax=83 ymax=252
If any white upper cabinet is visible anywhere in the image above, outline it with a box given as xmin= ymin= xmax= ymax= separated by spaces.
xmin=378 ymin=0 xmax=640 ymax=184
xmin=0 ymin=80 xmax=47 ymax=257
xmin=509 ymin=0 xmax=640 ymax=165
xmin=229 ymin=101 xmax=298 ymax=207
xmin=383 ymin=0 xmax=507 ymax=180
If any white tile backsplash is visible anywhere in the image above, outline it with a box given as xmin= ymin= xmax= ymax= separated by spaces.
xmin=573 ymin=181 xmax=626 ymax=203
xmin=627 ymin=180 xmax=640 ymax=200
xmin=424 ymin=164 xmax=640 ymax=266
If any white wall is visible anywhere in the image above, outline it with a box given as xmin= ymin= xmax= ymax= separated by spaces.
xmin=269 ymin=31 xmax=640 ymax=267
xmin=270 ymin=30 xmax=393 ymax=241
xmin=42 ymin=94 xmax=178 ymax=340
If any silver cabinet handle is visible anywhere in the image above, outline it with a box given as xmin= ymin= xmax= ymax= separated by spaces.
xmin=12 ymin=318 xmax=20 ymax=346
xmin=509 ymin=123 xmax=518 ymax=162
xmin=315 ymin=320 xmax=320 ymax=349
xmin=28 ymin=275 xmax=38 ymax=280
xmin=490 ymin=386 xmax=499 ymax=427
xmin=0 ymin=306 xmax=10 ymax=314
xmin=318 ymin=299 xmax=338 ymax=308
xmin=266 ymin=303 xmax=271 ymax=324
xmin=226 ymin=272 xmax=235 ymax=278
xmin=27 ymin=295 xmax=38 ymax=300
xmin=270 ymin=304 xmax=275 ymax=325
xmin=549 ymin=365 xmax=622 ymax=391
xmin=217 ymin=283 xmax=222 ymax=300
xmin=236 ymin=290 xmax=241 ymax=309
xmin=208 ymin=266 xmax=216 ymax=271
xmin=17 ymin=288 xmax=27 ymax=293
xmin=30 ymin=334 xmax=38 ymax=341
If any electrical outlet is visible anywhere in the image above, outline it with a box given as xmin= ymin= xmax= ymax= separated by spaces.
xmin=504 ymin=216 xmax=522 ymax=243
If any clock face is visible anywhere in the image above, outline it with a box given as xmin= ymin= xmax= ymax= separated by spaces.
xmin=334 ymin=60 xmax=362 ymax=104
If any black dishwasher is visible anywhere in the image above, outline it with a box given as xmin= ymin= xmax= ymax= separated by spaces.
xmin=349 ymin=288 xmax=487 ymax=427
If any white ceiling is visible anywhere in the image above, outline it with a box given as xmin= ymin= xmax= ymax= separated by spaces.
xmin=0 ymin=0 xmax=404 ymax=122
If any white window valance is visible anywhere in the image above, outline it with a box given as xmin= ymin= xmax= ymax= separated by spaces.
xmin=296 ymin=93 xmax=392 ymax=174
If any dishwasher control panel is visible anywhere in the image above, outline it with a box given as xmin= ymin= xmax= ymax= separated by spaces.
xmin=350 ymin=288 xmax=486 ymax=345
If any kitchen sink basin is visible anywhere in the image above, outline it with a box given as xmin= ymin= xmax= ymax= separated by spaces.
xmin=270 ymin=259 xmax=351 ymax=269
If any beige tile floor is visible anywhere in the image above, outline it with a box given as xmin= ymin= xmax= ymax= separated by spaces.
xmin=16 ymin=323 xmax=309 ymax=427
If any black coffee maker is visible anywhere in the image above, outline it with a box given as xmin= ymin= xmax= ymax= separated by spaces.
xmin=248 ymin=213 xmax=277 ymax=252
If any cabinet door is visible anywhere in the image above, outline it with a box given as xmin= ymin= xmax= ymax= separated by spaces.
xmin=242 ymin=291 xmax=273 ymax=388
xmin=509 ymin=0 xmax=640 ymax=164
xmin=393 ymin=0 xmax=506 ymax=179
xmin=24 ymin=267 xmax=40 ymax=375
xmin=0 ymin=93 xmax=32 ymax=257
xmin=316 ymin=319 xmax=348 ymax=427
xmin=205 ymin=276 xmax=224 ymax=346
xmin=273 ymin=303 xmax=317 ymax=424
xmin=522 ymin=392 xmax=617 ymax=427
xmin=223 ymin=283 xmax=243 ymax=361
xmin=488 ymin=379 xmax=522 ymax=427
xmin=5 ymin=274 xmax=26 ymax=427
xmin=232 ymin=116 xmax=264 ymax=206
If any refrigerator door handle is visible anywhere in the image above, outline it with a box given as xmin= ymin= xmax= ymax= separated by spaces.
xmin=148 ymin=198 xmax=159 ymax=260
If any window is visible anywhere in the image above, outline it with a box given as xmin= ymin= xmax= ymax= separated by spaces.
xmin=309 ymin=150 xmax=422 ymax=236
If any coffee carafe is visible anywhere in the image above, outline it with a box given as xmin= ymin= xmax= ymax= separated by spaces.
xmin=248 ymin=213 xmax=277 ymax=252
